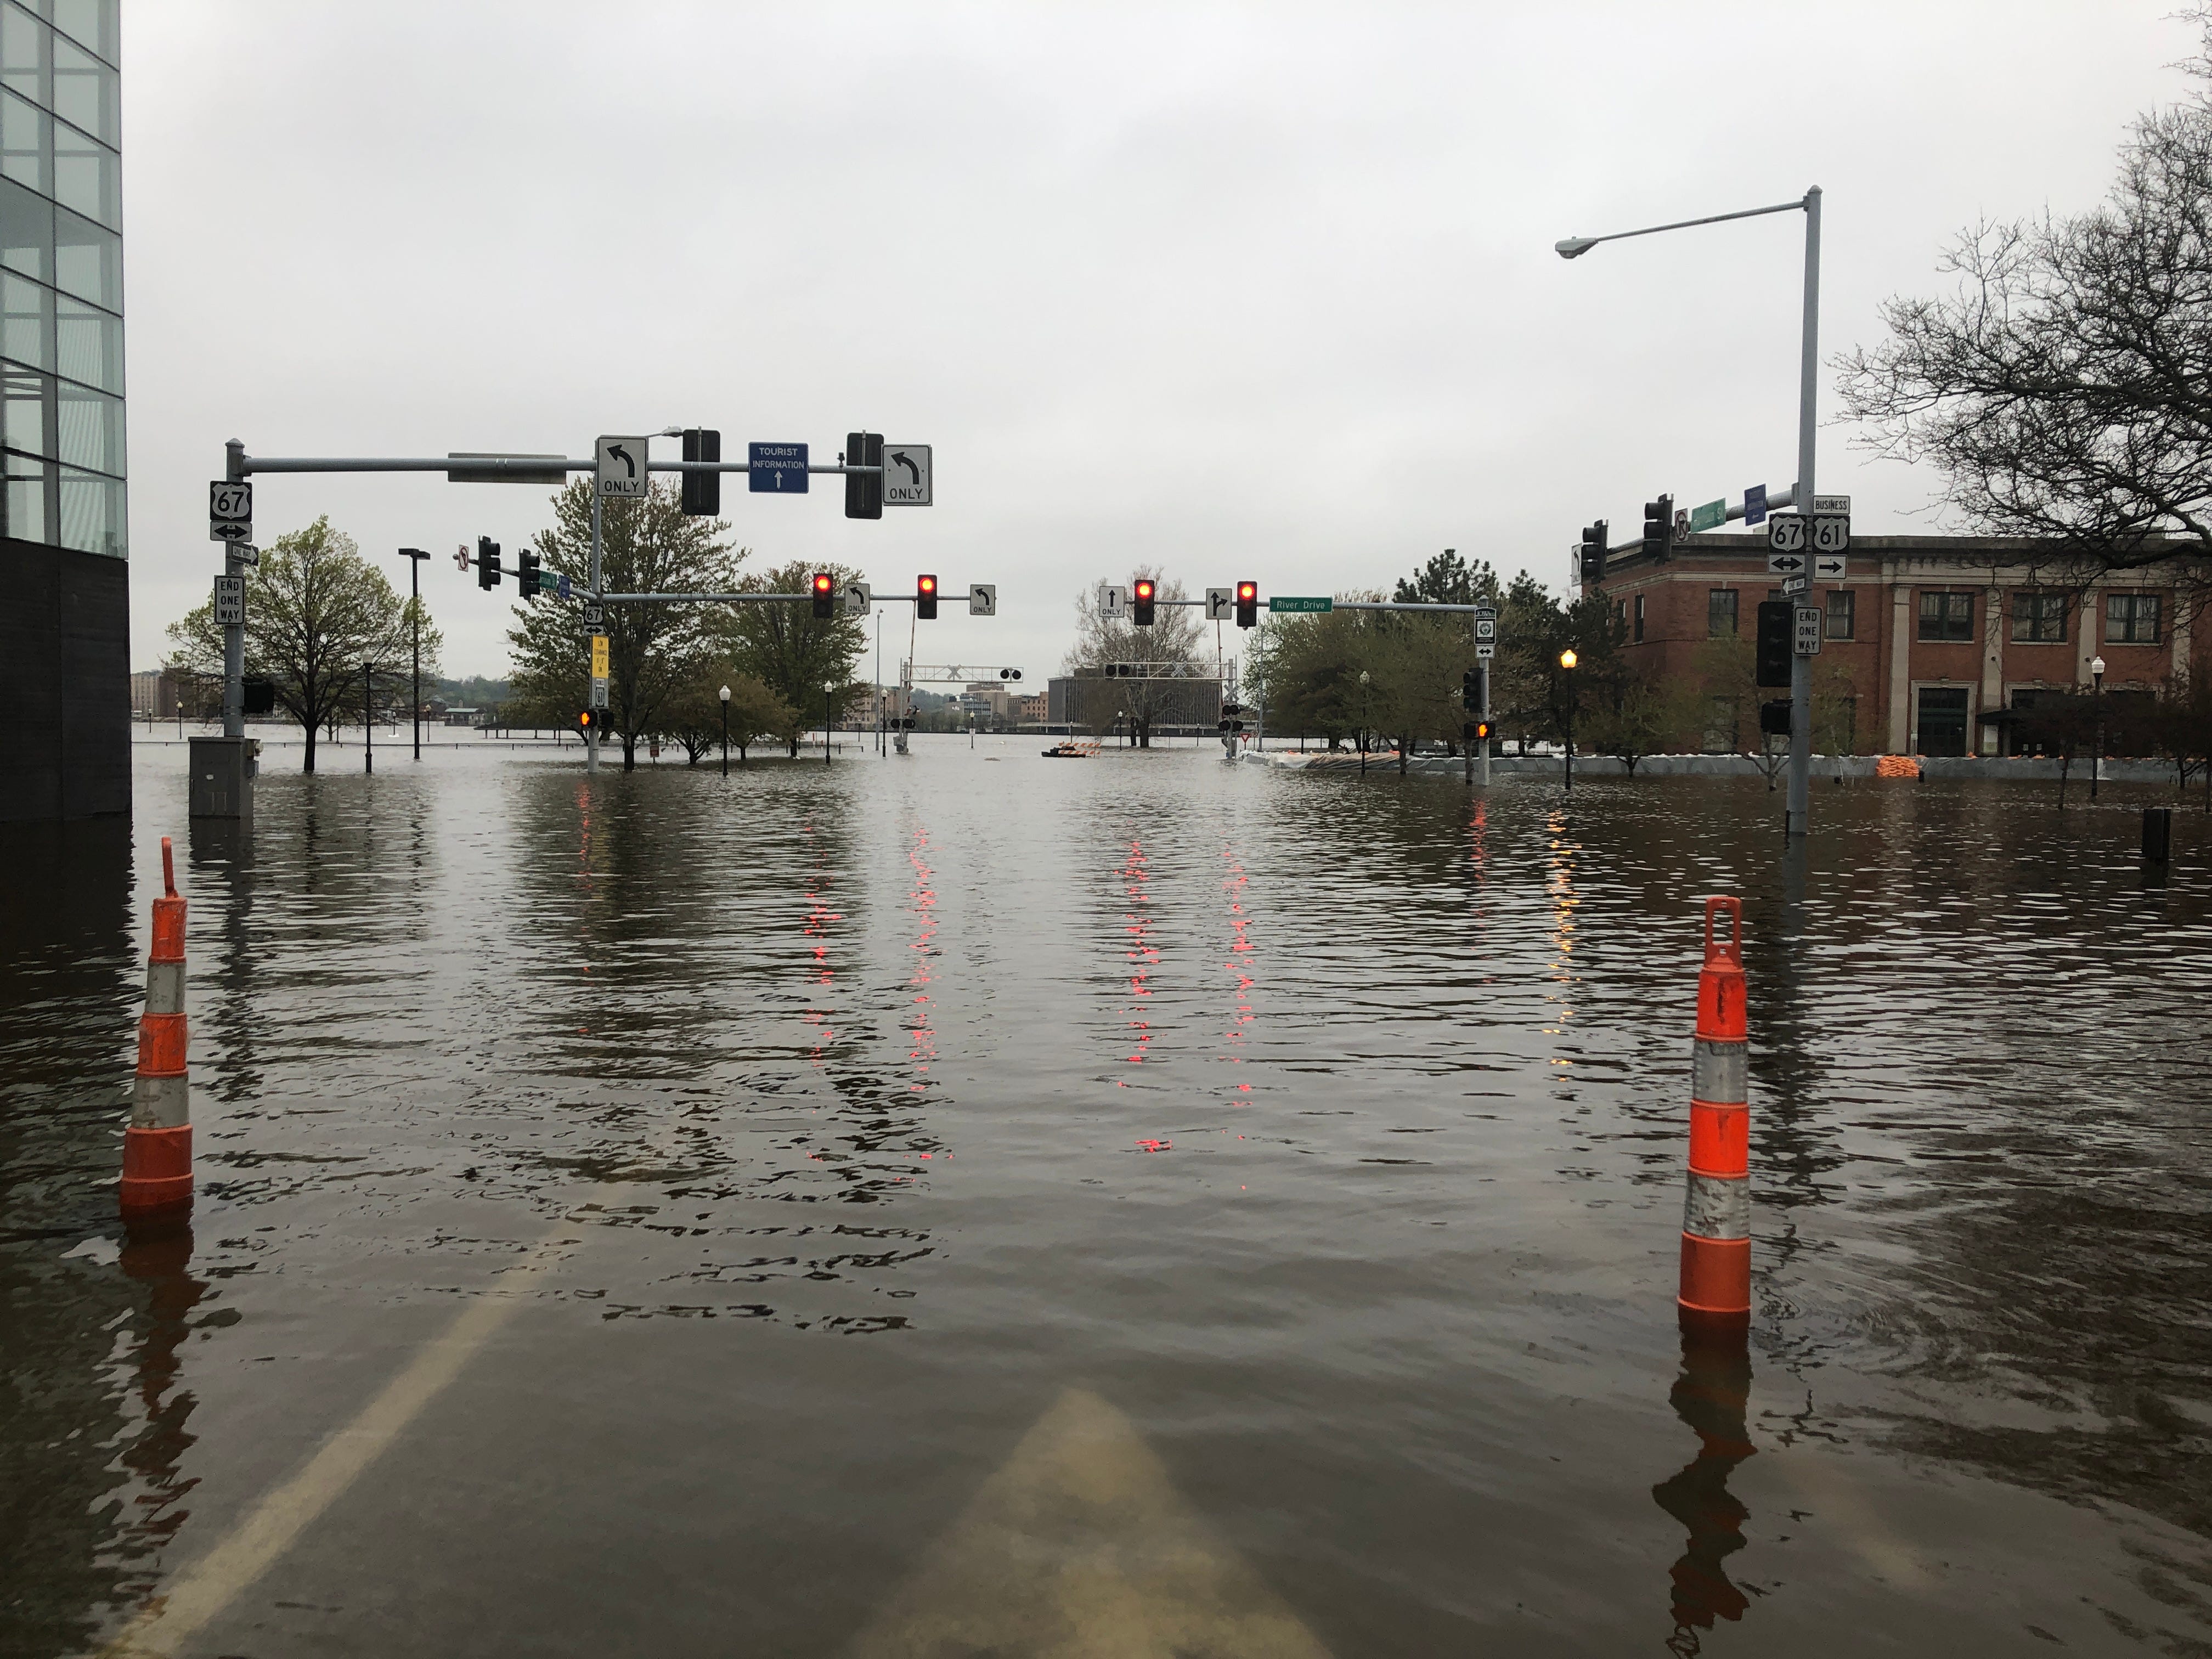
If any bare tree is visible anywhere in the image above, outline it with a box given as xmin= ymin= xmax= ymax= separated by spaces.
xmin=1838 ymin=18 xmax=2212 ymax=605
xmin=1061 ymin=568 xmax=1207 ymax=746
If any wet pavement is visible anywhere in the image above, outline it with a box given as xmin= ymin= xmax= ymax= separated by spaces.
xmin=4 ymin=737 xmax=2210 ymax=1657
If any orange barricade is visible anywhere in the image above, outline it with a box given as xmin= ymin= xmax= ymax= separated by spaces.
xmin=121 ymin=838 xmax=193 ymax=1214
xmin=1679 ymin=896 xmax=1748 ymax=1321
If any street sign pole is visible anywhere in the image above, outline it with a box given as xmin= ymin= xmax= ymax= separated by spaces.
xmin=1480 ymin=662 xmax=1492 ymax=788
xmin=221 ymin=441 xmax=248 ymax=740
xmin=586 ymin=485 xmax=602 ymax=775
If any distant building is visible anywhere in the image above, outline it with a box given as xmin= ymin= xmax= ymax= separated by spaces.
xmin=2 ymin=2 xmax=126 ymax=817
xmin=131 ymin=665 xmax=219 ymax=724
xmin=1593 ymin=533 xmax=2205 ymax=756
xmin=1047 ymin=674 xmax=1222 ymax=733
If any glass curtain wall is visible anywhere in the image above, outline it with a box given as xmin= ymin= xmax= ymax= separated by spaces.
xmin=0 ymin=0 xmax=120 ymax=557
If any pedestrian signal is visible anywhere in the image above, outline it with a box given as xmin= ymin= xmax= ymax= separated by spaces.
xmin=812 ymin=572 xmax=836 ymax=619
xmin=1759 ymin=698 xmax=1792 ymax=736
xmin=1235 ymin=580 xmax=1258 ymax=628
xmin=1132 ymin=578 xmax=1156 ymax=627
xmin=917 ymin=573 xmax=938 ymax=620
xmin=576 ymin=708 xmax=603 ymax=733
xmin=1462 ymin=719 xmax=1494 ymax=742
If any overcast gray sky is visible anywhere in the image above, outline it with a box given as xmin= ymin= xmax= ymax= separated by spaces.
xmin=123 ymin=2 xmax=2194 ymax=679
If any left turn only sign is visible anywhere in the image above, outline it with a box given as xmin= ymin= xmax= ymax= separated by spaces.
xmin=596 ymin=436 xmax=647 ymax=499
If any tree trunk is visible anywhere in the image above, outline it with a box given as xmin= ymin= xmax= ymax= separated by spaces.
xmin=302 ymin=713 xmax=317 ymax=773
xmin=1398 ymin=736 xmax=1409 ymax=775
xmin=622 ymin=733 xmax=637 ymax=771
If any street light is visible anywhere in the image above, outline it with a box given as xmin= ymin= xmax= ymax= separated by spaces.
xmin=2090 ymin=654 xmax=2107 ymax=799
xmin=397 ymin=548 xmax=430 ymax=761
xmin=824 ymin=679 xmax=836 ymax=766
xmin=1556 ymin=186 xmax=1822 ymax=836
xmin=1559 ymin=649 xmax=1578 ymax=792
xmin=719 ymin=682 xmax=731 ymax=777
xmin=1358 ymin=669 xmax=1371 ymax=775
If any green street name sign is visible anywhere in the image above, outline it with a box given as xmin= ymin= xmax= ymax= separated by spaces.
xmin=1269 ymin=596 xmax=1333 ymax=614
xmin=1688 ymin=497 xmax=1726 ymax=533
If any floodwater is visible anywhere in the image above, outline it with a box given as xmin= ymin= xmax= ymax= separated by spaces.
xmin=4 ymin=736 xmax=2210 ymax=1657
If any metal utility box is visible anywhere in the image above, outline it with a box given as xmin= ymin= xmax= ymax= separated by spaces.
xmin=188 ymin=736 xmax=256 ymax=820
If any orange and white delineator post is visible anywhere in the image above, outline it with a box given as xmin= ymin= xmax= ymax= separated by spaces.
xmin=121 ymin=837 xmax=192 ymax=1214
xmin=1679 ymin=896 xmax=1749 ymax=1320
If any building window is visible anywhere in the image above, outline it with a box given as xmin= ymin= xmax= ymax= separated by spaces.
xmin=1708 ymin=589 xmax=1739 ymax=637
xmin=1918 ymin=590 xmax=1974 ymax=642
xmin=2106 ymin=593 xmax=2162 ymax=644
xmin=1825 ymin=589 xmax=1854 ymax=640
xmin=1633 ymin=592 xmax=1645 ymax=644
xmin=2010 ymin=590 xmax=2067 ymax=643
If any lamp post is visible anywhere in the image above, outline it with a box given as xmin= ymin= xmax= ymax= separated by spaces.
xmin=719 ymin=682 xmax=731 ymax=777
xmin=1559 ymin=648 xmax=1578 ymax=791
xmin=824 ymin=680 xmax=836 ymax=766
xmin=1558 ymin=185 xmax=1822 ymax=837
xmin=362 ymin=661 xmax=375 ymax=775
xmin=397 ymin=548 xmax=429 ymax=761
xmin=1117 ymin=709 xmax=1125 ymax=749
xmin=1359 ymin=669 xmax=1371 ymax=775
xmin=2090 ymin=654 xmax=2107 ymax=799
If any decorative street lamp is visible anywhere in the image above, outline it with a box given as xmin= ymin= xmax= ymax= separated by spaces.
xmin=719 ymin=682 xmax=731 ymax=777
xmin=1559 ymin=648 xmax=1579 ymax=792
xmin=397 ymin=548 xmax=430 ymax=761
xmin=2090 ymin=654 xmax=2107 ymax=799
xmin=1359 ymin=669 xmax=1372 ymax=775
xmin=824 ymin=679 xmax=836 ymax=766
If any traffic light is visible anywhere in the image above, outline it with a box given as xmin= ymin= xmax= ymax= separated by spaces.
xmin=477 ymin=536 xmax=499 ymax=590
xmin=917 ymin=573 xmax=938 ymax=620
xmin=576 ymin=707 xmax=603 ymax=734
xmin=1642 ymin=496 xmax=1673 ymax=561
xmin=1461 ymin=718 xmax=1494 ymax=742
xmin=1755 ymin=600 xmax=1792 ymax=687
xmin=1462 ymin=669 xmax=1479 ymax=710
xmin=1132 ymin=578 xmax=1156 ymax=627
xmin=517 ymin=546 xmax=541 ymax=601
xmin=1759 ymin=698 xmax=1792 ymax=736
xmin=812 ymin=572 xmax=835 ymax=619
xmin=844 ymin=432 xmax=883 ymax=520
xmin=1235 ymin=580 xmax=1258 ymax=628
xmin=1579 ymin=521 xmax=1608 ymax=586
xmin=681 ymin=428 xmax=721 ymax=516
xmin=998 ymin=668 xmax=1022 ymax=680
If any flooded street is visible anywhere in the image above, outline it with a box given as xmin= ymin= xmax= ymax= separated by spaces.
xmin=5 ymin=739 xmax=2211 ymax=1656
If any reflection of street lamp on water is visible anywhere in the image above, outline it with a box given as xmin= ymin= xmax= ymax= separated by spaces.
xmin=719 ymin=682 xmax=731 ymax=777
xmin=1359 ymin=670 xmax=1371 ymax=775
xmin=1559 ymin=648 xmax=1579 ymax=792
xmin=2090 ymin=653 xmax=2107 ymax=799
xmin=1117 ymin=709 xmax=1125 ymax=749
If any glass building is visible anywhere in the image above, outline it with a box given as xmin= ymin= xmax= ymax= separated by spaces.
xmin=0 ymin=0 xmax=125 ymax=821
xmin=1 ymin=0 xmax=122 ymax=556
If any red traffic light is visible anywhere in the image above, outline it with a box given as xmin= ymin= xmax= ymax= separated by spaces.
xmin=1132 ymin=579 xmax=1155 ymax=601
xmin=812 ymin=572 xmax=834 ymax=596
xmin=917 ymin=573 xmax=937 ymax=595
xmin=1236 ymin=582 xmax=1256 ymax=602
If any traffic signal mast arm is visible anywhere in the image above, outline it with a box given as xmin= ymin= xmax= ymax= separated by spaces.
xmin=234 ymin=452 xmax=885 ymax=479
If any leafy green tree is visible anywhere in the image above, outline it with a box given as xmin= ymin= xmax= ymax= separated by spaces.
xmin=166 ymin=516 xmax=436 ymax=773
xmin=506 ymin=479 xmax=743 ymax=770
xmin=656 ymin=665 xmax=799 ymax=766
xmin=1393 ymin=548 xmax=1499 ymax=607
xmin=720 ymin=559 xmax=869 ymax=755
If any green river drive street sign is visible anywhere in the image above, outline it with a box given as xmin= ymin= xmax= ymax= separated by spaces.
xmin=1269 ymin=596 xmax=1333 ymax=614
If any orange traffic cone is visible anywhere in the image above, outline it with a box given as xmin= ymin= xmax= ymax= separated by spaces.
xmin=1678 ymin=896 xmax=1749 ymax=1321
xmin=121 ymin=837 xmax=192 ymax=1215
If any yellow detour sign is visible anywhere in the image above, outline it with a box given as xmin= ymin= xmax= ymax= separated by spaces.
xmin=846 ymin=1388 xmax=1333 ymax=1659
xmin=589 ymin=635 xmax=609 ymax=678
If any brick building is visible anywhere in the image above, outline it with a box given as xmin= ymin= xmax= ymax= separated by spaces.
xmin=1592 ymin=533 xmax=2207 ymax=755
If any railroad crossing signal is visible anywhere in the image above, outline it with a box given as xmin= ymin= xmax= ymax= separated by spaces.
xmin=1132 ymin=578 xmax=1156 ymax=627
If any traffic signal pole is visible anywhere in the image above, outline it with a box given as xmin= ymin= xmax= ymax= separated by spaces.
xmin=1786 ymin=188 xmax=1822 ymax=840
xmin=586 ymin=487 xmax=602 ymax=775
xmin=222 ymin=441 xmax=246 ymax=740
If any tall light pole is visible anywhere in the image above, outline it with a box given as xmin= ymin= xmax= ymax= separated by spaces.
xmin=719 ymin=682 xmax=731 ymax=777
xmin=2090 ymin=654 xmax=2107 ymax=799
xmin=1558 ymin=186 xmax=1822 ymax=836
xmin=1559 ymin=648 xmax=1578 ymax=792
xmin=824 ymin=679 xmax=836 ymax=766
xmin=362 ymin=661 xmax=375 ymax=775
xmin=397 ymin=548 xmax=428 ymax=761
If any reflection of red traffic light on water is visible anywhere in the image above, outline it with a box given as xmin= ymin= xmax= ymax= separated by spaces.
xmin=1136 ymin=1139 xmax=1171 ymax=1152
